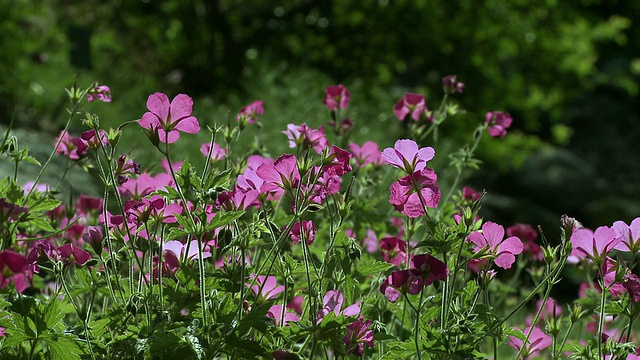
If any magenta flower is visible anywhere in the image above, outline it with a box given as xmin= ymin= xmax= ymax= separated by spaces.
xmin=80 ymin=129 xmax=109 ymax=150
xmin=508 ymin=223 xmax=543 ymax=261
xmin=380 ymin=236 xmax=408 ymax=266
xmin=237 ymin=100 xmax=264 ymax=125
xmin=343 ymin=317 xmax=374 ymax=356
xmin=83 ymin=226 xmax=104 ymax=255
xmin=289 ymin=220 xmax=316 ymax=245
xmin=317 ymin=290 xmax=360 ymax=323
xmin=138 ymin=92 xmax=200 ymax=144
xmin=485 ymin=111 xmax=513 ymax=138
xmin=0 ymin=250 xmax=31 ymax=293
xmin=570 ymin=226 xmax=621 ymax=265
xmin=55 ymin=130 xmax=88 ymax=160
xmin=118 ymin=173 xmax=172 ymax=200
xmin=411 ymin=254 xmax=449 ymax=286
xmin=467 ymin=221 xmax=524 ymax=269
xmin=215 ymin=187 xmax=260 ymax=211
xmin=380 ymin=269 xmax=423 ymax=302
xmin=362 ymin=229 xmax=379 ymax=253
xmin=323 ymin=84 xmax=351 ymax=111
xmin=256 ymin=154 xmax=300 ymax=192
xmin=442 ymin=75 xmax=464 ymax=94
xmin=163 ymin=240 xmax=212 ymax=263
xmin=247 ymin=275 xmax=285 ymax=302
xmin=283 ymin=123 xmax=328 ymax=154
xmin=57 ymin=243 xmax=92 ymax=266
xmin=623 ymin=273 xmax=640 ymax=303
xmin=200 ymin=142 xmax=227 ymax=162
xmin=349 ymin=141 xmax=383 ymax=168
xmin=87 ymin=84 xmax=112 ymax=103
xmin=393 ymin=93 xmax=430 ymax=122
xmin=613 ymin=217 xmax=640 ymax=253
xmin=462 ymin=186 xmax=481 ymax=202
xmin=382 ymin=139 xmax=435 ymax=174
xmin=508 ymin=326 xmax=552 ymax=359
xmin=389 ymin=168 xmax=441 ymax=218
xmin=0 ymin=198 xmax=28 ymax=223
xmin=267 ymin=304 xmax=300 ymax=327
xmin=323 ymin=145 xmax=352 ymax=176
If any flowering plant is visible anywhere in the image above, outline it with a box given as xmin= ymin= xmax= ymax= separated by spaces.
xmin=0 ymin=77 xmax=638 ymax=360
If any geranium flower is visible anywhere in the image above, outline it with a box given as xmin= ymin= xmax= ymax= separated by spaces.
xmin=380 ymin=236 xmax=408 ymax=266
xmin=283 ymin=123 xmax=328 ymax=154
xmin=80 ymin=129 xmax=109 ymax=150
xmin=380 ymin=269 xmax=423 ymax=302
xmin=0 ymin=198 xmax=28 ymax=223
xmin=323 ymin=145 xmax=352 ymax=176
xmin=382 ymin=139 xmax=435 ymax=174
xmin=200 ymin=142 xmax=227 ymax=161
xmin=462 ymin=186 xmax=481 ymax=202
xmin=317 ymin=290 xmax=360 ymax=323
xmin=613 ymin=217 xmax=640 ymax=253
xmin=393 ymin=93 xmax=430 ymax=122
xmin=467 ymin=221 xmax=524 ymax=269
xmin=508 ymin=223 xmax=543 ymax=261
xmin=55 ymin=130 xmax=88 ymax=160
xmin=442 ymin=75 xmax=464 ymax=94
xmin=323 ymin=84 xmax=351 ymax=111
xmin=289 ymin=220 xmax=316 ymax=245
xmin=411 ymin=253 xmax=449 ymax=286
xmin=570 ymin=226 xmax=621 ymax=266
xmin=163 ymin=240 xmax=212 ymax=263
xmin=485 ymin=111 xmax=513 ymax=138
xmin=256 ymin=154 xmax=300 ymax=192
xmin=0 ymin=250 xmax=31 ymax=293
xmin=57 ymin=243 xmax=92 ymax=266
xmin=343 ymin=317 xmax=374 ymax=356
xmin=267 ymin=304 xmax=300 ymax=327
xmin=247 ymin=275 xmax=285 ymax=302
xmin=215 ymin=187 xmax=260 ymax=211
xmin=237 ymin=100 xmax=264 ymax=125
xmin=508 ymin=326 xmax=552 ymax=359
xmin=87 ymin=84 xmax=111 ymax=103
xmin=138 ymin=92 xmax=200 ymax=144
xmin=389 ymin=168 xmax=441 ymax=218
xmin=349 ymin=141 xmax=383 ymax=168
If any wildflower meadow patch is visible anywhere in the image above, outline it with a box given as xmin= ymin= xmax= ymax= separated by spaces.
xmin=0 ymin=78 xmax=639 ymax=359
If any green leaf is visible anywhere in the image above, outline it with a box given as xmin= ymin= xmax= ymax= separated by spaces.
xmin=27 ymin=197 xmax=61 ymax=213
xmin=21 ymin=216 xmax=55 ymax=233
xmin=355 ymin=259 xmax=393 ymax=276
xmin=43 ymin=334 xmax=84 ymax=360
xmin=207 ymin=211 xmax=244 ymax=230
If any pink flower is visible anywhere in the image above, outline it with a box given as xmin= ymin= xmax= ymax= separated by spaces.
xmin=467 ymin=221 xmax=524 ymax=269
xmin=200 ymin=142 xmax=227 ymax=161
xmin=267 ymin=304 xmax=300 ymax=327
xmin=57 ymin=243 xmax=92 ymax=266
xmin=485 ymin=111 xmax=513 ymax=138
xmin=87 ymin=84 xmax=112 ymax=103
xmin=247 ymin=275 xmax=284 ymax=302
xmin=362 ymin=229 xmax=379 ymax=253
xmin=349 ymin=141 xmax=383 ymax=168
xmin=393 ymin=93 xmax=430 ymax=122
xmin=323 ymin=145 xmax=352 ymax=176
xmin=462 ymin=186 xmax=481 ymax=202
xmin=508 ymin=326 xmax=552 ymax=359
xmin=80 ymin=129 xmax=109 ymax=150
xmin=323 ymin=85 xmax=351 ymax=111
xmin=237 ymin=100 xmax=264 ymax=125
xmin=442 ymin=75 xmax=464 ymax=94
xmin=256 ymin=154 xmax=300 ymax=192
xmin=163 ymin=240 xmax=212 ymax=263
xmin=289 ymin=220 xmax=316 ymax=245
xmin=0 ymin=198 xmax=28 ymax=223
xmin=343 ymin=317 xmax=374 ymax=356
xmin=613 ymin=217 xmax=640 ymax=253
xmin=55 ymin=131 xmax=88 ymax=160
xmin=382 ymin=139 xmax=435 ymax=174
xmin=570 ymin=226 xmax=621 ymax=265
xmin=283 ymin=123 xmax=328 ymax=154
xmin=0 ymin=250 xmax=31 ymax=293
xmin=411 ymin=254 xmax=449 ymax=286
xmin=380 ymin=269 xmax=423 ymax=302
xmin=215 ymin=187 xmax=260 ymax=211
xmin=389 ymin=168 xmax=441 ymax=218
xmin=317 ymin=290 xmax=360 ymax=323
xmin=380 ymin=236 xmax=408 ymax=266
xmin=508 ymin=223 xmax=543 ymax=261
xmin=138 ymin=92 xmax=200 ymax=144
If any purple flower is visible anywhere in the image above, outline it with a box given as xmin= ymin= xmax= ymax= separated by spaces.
xmin=57 ymin=243 xmax=92 ymax=266
xmin=380 ymin=269 xmax=423 ymax=302
xmin=380 ymin=236 xmax=408 ymax=266
xmin=200 ymin=142 xmax=227 ymax=162
xmin=612 ymin=217 xmax=640 ymax=253
xmin=0 ymin=250 xmax=31 ymax=293
xmin=323 ymin=145 xmax=352 ymax=176
xmin=163 ymin=240 xmax=212 ymax=263
xmin=267 ymin=304 xmax=300 ymax=327
xmin=411 ymin=254 xmax=449 ymax=286
xmin=138 ymin=92 xmax=200 ymax=144
xmin=485 ymin=111 xmax=513 ymax=138
xmin=323 ymin=85 xmax=351 ymax=111
xmin=55 ymin=131 xmax=88 ymax=160
xmin=0 ymin=198 xmax=28 ymax=223
xmin=393 ymin=93 xmax=430 ymax=122
xmin=283 ymin=123 xmax=328 ymax=154
xmin=382 ymin=139 xmax=435 ymax=174
xmin=467 ymin=221 xmax=524 ymax=269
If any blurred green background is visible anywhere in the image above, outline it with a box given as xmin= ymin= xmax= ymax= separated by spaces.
xmin=2 ymin=0 xmax=640 ymax=237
